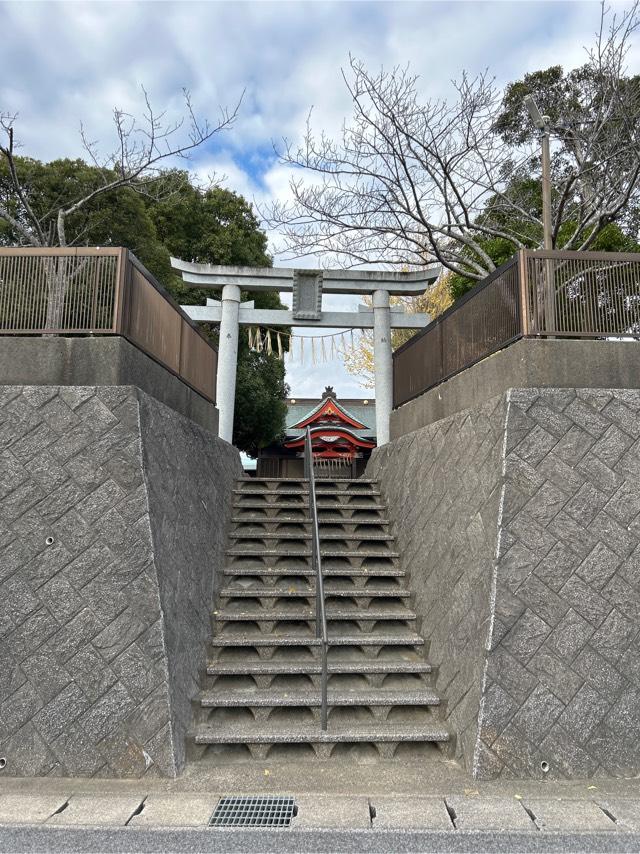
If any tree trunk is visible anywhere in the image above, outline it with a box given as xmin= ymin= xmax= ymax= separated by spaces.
xmin=43 ymin=255 xmax=70 ymax=332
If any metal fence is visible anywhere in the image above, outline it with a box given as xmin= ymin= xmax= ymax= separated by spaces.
xmin=0 ymin=247 xmax=217 ymax=403
xmin=393 ymin=249 xmax=640 ymax=408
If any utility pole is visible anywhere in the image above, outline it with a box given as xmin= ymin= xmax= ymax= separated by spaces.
xmin=525 ymin=95 xmax=556 ymax=334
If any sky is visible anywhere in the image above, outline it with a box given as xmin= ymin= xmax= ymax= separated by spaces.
xmin=0 ymin=0 xmax=626 ymax=397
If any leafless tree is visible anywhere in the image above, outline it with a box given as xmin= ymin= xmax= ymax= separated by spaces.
xmin=266 ymin=2 xmax=640 ymax=281
xmin=0 ymin=86 xmax=242 ymax=248
xmin=0 ymin=87 xmax=242 ymax=328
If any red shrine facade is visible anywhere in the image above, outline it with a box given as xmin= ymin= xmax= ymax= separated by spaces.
xmin=283 ymin=395 xmax=376 ymax=459
xmin=256 ymin=387 xmax=376 ymax=478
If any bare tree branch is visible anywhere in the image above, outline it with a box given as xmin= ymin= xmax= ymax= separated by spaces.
xmin=265 ymin=3 xmax=640 ymax=280
xmin=0 ymin=87 xmax=243 ymax=331
xmin=0 ymin=113 xmax=47 ymax=245
xmin=0 ymin=86 xmax=244 ymax=246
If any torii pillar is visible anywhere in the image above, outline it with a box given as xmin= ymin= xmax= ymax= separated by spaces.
xmin=170 ymin=261 xmax=441 ymax=446
xmin=217 ymin=284 xmax=241 ymax=442
xmin=372 ymin=289 xmax=393 ymax=446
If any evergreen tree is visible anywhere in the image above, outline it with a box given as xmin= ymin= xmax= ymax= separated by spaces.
xmin=0 ymin=157 xmax=287 ymax=453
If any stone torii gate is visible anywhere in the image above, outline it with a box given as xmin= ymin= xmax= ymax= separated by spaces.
xmin=171 ymin=260 xmax=441 ymax=446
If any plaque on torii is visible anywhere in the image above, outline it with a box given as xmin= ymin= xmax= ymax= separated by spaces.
xmin=171 ymin=259 xmax=441 ymax=446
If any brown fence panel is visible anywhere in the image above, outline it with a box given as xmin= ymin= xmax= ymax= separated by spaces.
xmin=442 ymin=260 xmax=521 ymax=379
xmin=524 ymin=250 xmax=640 ymax=338
xmin=179 ymin=317 xmax=217 ymax=402
xmin=393 ymin=317 xmax=443 ymax=408
xmin=0 ymin=248 xmax=120 ymax=333
xmin=124 ymin=262 xmax=183 ymax=375
xmin=393 ymin=257 xmax=522 ymax=408
xmin=0 ymin=247 xmax=218 ymax=403
xmin=122 ymin=253 xmax=217 ymax=403
xmin=393 ymin=249 xmax=640 ymax=410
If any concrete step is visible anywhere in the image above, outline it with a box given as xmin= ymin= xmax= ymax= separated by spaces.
xmin=193 ymin=722 xmax=449 ymax=745
xmin=233 ymin=501 xmax=387 ymax=512
xmin=209 ymin=634 xmax=425 ymax=648
xmin=199 ymin=689 xmax=441 ymax=708
xmin=231 ymin=516 xmax=390 ymax=524
xmin=230 ymin=522 xmax=392 ymax=533
xmin=237 ymin=478 xmax=378 ymax=485
xmin=225 ymin=548 xmax=400 ymax=558
xmin=315 ymin=492 xmax=382 ymax=500
xmin=187 ymin=474 xmax=452 ymax=766
xmin=315 ymin=478 xmax=378 ymax=485
xmin=312 ymin=491 xmax=384 ymax=498
xmin=206 ymin=659 xmax=432 ymax=676
xmin=218 ymin=587 xmax=411 ymax=599
xmin=233 ymin=488 xmax=308 ymax=497
xmin=229 ymin=532 xmax=314 ymax=541
xmin=234 ymin=487 xmax=382 ymax=497
xmin=228 ymin=532 xmax=394 ymax=542
xmin=212 ymin=608 xmax=417 ymax=622
xmin=223 ymin=566 xmax=405 ymax=578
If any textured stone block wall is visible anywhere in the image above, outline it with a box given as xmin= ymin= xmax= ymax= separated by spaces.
xmin=367 ymin=395 xmax=506 ymax=770
xmin=368 ymin=388 xmax=640 ymax=780
xmin=138 ymin=393 xmax=241 ymax=770
xmin=0 ymin=386 xmax=240 ymax=778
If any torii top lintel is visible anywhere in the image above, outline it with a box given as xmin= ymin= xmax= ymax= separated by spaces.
xmin=170 ymin=258 xmax=441 ymax=296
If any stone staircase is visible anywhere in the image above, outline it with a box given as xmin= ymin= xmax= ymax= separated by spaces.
xmin=190 ymin=476 xmax=450 ymax=763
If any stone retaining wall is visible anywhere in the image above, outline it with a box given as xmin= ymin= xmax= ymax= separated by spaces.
xmin=0 ymin=337 xmax=217 ymax=434
xmin=368 ymin=387 xmax=640 ymax=779
xmin=391 ymin=339 xmax=640 ymax=438
xmin=0 ymin=386 xmax=240 ymax=778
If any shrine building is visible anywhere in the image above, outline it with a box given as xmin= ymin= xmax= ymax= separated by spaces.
xmin=256 ymin=386 xmax=376 ymax=478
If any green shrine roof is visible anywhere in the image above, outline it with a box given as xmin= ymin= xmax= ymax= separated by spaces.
xmin=285 ymin=393 xmax=376 ymax=437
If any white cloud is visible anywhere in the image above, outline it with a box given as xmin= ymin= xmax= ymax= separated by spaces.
xmin=2 ymin=0 xmax=637 ymax=396
xmin=2 ymin=1 xmax=623 ymax=198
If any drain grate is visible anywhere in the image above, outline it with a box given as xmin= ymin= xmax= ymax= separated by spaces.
xmin=209 ymin=796 xmax=297 ymax=828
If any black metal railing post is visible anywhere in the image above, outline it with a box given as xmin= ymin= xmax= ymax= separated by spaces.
xmin=304 ymin=427 xmax=328 ymax=731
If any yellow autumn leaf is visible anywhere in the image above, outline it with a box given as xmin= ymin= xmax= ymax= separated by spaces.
xmin=342 ymin=274 xmax=453 ymax=388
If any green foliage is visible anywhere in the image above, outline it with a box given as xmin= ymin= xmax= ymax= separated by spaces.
xmin=0 ymin=156 xmax=288 ymax=452
xmin=495 ymin=66 xmax=586 ymax=145
xmin=234 ymin=347 xmax=289 ymax=457
xmin=449 ymin=217 xmax=640 ymax=302
xmin=142 ymin=185 xmax=289 ymax=455
xmin=448 ymin=176 xmax=542 ymax=299
xmin=446 ymin=58 xmax=640 ymax=302
xmin=141 ymin=176 xmax=288 ymax=453
xmin=495 ymin=63 xmax=640 ymax=239
xmin=149 ymin=173 xmax=270 ymax=266
xmin=496 ymin=63 xmax=640 ymax=147
xmin=586 ymin=222 xmax=640 ymax=254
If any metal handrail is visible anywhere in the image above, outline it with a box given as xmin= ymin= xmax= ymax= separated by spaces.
xmin=303 ymin=426 xmax=328 ymax=730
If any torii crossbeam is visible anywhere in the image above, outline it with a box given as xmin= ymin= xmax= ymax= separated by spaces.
xmin=171 ymin=259 xmax=441 ymax=446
